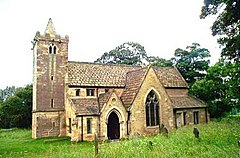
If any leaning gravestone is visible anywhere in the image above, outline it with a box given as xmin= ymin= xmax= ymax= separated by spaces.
xmin=193 ymin=127 xmax=199 ymax=139
xmin=162 ymin=127 xmax=169 ymax=137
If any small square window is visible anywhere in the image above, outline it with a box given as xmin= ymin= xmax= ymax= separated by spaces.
xmin=76 ymin=89 xmax=80 ymax=96
xmin=86 ymin=89 xmax=95 ymax=96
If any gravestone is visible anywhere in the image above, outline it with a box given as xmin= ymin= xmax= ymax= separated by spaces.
xmin=193 ymin=127 xmax=199 ymax=139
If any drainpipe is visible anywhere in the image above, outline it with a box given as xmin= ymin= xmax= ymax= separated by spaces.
xmin=96 ymin=88 xmax=100 ymax=138
xmin=81 ymin=116 xmax=83 ymax=142
xmin=127 ymin=111 xmax=130 ymax=135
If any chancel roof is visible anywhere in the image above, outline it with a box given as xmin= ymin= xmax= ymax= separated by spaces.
xmin=170 ymin=95 xmax=207 ymax=109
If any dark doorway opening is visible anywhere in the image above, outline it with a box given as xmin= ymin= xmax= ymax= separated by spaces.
xmin=107 ymin=112 xmax=120 ymax=140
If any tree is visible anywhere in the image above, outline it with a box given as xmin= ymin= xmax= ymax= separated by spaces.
xmin=172 ymin=43 xmax=211 ymax=86
xmin=190 ymin=60 xmax=239 ymax=117
xmin=147 ymin=56 xmax=173 ymax=67
xmin=200 ymin=0 xmax=240 ymax=61
xmin=95 ymin=42 xmax=148 ymax=65
xmin=0 ymin=86 xmax=16 ymax=102
xmin=0 ymin=84 xmax=32 ymax=128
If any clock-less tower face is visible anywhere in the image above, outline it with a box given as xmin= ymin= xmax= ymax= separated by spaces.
xmin=32 ymin=18 xmax=68 ymax=138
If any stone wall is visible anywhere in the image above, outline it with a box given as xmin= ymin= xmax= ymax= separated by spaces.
xmin=32 ymin=31 xmax=68 ymax=138
xmin=32 ymin=111 xmax=65 ymax=138
xmin=130 ymin=67 xmax=175 ymax=136
xmin=174 ymin=108 xmax=208 ymax=128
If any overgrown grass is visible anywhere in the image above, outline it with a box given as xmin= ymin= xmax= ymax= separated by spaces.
xmin=0 ymin=118 xmax=239 ymax=157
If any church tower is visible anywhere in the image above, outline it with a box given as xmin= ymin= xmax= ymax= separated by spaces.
xmin=32 ymin=19 xmax=68 ymax=138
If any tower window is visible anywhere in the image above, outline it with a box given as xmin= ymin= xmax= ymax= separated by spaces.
xmin=51 ymin=76 xmax=54 ymax=80
xmin=52 ymin=122 xmax=56 ymax=127
xmin=49 ymin=44 xmax=57 ymax=54
xmin=49 ymin=46 xmax=52 ymax=54
xmin=76 ymin=89 xmax=80 ymax=96
xmin=86 ymin=89 xmax=95 ymax=96
xmin=53 ymin=46 xmax=57 ymax=54
xmin=50 ymin=99 xmax=54 ymax=108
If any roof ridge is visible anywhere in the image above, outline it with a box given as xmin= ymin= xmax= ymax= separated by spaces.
xmin=152 ymin=66 xmax=175 ymax=69
xmin=173 ymin=66 xmax=189 ymax=88
xmin=126 ymin=66 xmax=147 ymax=74
xmin=124 ymin=65 xmax=151 ymax=108
xmin=68 ymin=61 xmax=142 ymax=68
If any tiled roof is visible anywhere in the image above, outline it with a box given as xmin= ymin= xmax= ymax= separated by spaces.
xmin=170 ymin=95 xmax=207 ymax=109
xmin=67 ymin=62 xmax=188 ymax=88
xmin=67 ymin=62 xmax=141 ymax=87
xmin=154 ymin=67 xmax=189 ymax=88
xmin=71 ymin=98 xmax=99 ymax=115
xmin=121 ymin=67 xmax=148 ymax=108
xmin=98 ymin=92 xmax=112 ymax=110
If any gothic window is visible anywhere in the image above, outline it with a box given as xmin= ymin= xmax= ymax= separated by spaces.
xmin=53 ymin=46 xmax=57 ymax=54
xmin=49 ymin=46 xmax=52 ymax=54
xmin=145 ymin=90 xmax=160 ymax=126
xmin=49 ymin=44 xmax=57 ymax=54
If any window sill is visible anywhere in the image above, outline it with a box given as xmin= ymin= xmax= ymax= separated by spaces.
xmin=146 ymin=125 xmax=159 ymax=129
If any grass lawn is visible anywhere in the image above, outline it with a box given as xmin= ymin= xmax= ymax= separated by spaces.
xmin=0 ymin=118 xmax=239 ymax=158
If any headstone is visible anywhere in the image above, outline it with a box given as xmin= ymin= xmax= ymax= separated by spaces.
xmin=159 ymin=123 xmax=164 ymax=133
xmin=162 ymin=127 xmax=169 ymax=137
xmin=193 ymin=127 xmax=199 ymax=139
xmin=149 ymin=141 xmax=153 ymax=150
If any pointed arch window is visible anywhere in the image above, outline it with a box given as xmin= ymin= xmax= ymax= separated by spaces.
xmin=49 ymin=46 xmax=52 ymax=54
xmin=48 ymin=44 xmax=57 ymax=54
xmin=145 ymin=90 xmax=160 ymax=126
xmin=53 ymin=46 xmax=57 ymax=54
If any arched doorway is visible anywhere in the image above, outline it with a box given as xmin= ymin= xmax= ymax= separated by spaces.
xmin=107 ymin=112 xmax=120 ymax=140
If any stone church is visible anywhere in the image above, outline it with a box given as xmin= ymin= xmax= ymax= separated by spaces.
xmin=32 ymin=19 xmax=209 ymax=141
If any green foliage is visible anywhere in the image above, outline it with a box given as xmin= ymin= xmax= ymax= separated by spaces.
xmin=0 ymin=86 xmax=16 ymax=102
xmin=148 ymin=56 xmax=173 ymax=67
xmin=190 ymin=60 xmax=240 ymax=117
xmin=95 ymin=42 xmax=148 ymax=65
xmin=200 ymin=0 xmax=240 ymax=61
xmin=0 ymin=85 xmax=32 ymax=128
xmin=172 ymin=43 xmax=211 ymax=86
xmin=0 ymin=119 xmax=239 ymax=157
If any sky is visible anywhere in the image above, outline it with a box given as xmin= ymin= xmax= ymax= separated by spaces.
xmin=0 ymin=0 xmax=221 ymax=89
